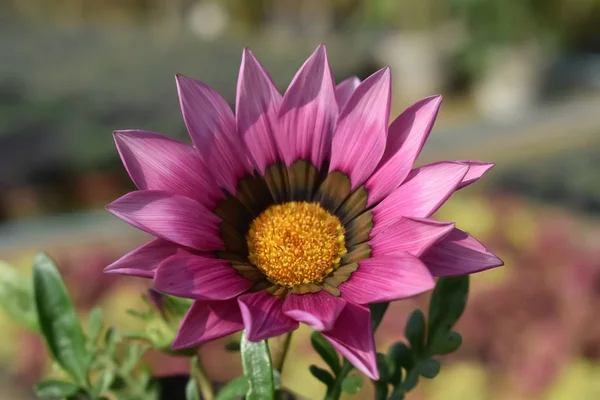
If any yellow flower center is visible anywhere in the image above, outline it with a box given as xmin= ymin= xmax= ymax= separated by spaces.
xmin=247 ymin=202 xmax=347 ymax=288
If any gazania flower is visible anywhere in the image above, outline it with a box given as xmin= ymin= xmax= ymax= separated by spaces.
xmin=105 ymin=45 xmax=503 ymax=379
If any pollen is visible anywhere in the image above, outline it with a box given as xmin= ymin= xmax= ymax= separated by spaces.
xmin=247 ymin=202 xmax=347 ymax=288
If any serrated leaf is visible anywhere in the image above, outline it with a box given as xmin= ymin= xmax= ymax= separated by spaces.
xmin=417 ymin=359 xmax=440 ymax=379
xmin=429 ymin=331 xmax=462 ymax=355
xmin=427 ymin=276 xmax=469 ymax=346
xmin=186 ymin=377 xmax=201 ymax=400
xmin=310 ymin=332 xmax=340 ymax=375
xmin=35 ymin=380 xmax=80 ymax=398
xmin=0 ymin=261 xmax=38 ymax=331
xmin=309 ymin=365 xmax=334 ymax=386
xmin=341 ymin=374 xmax=363 ymax=395
xmin=86 ymin=307 xmax=103 ymax=345
xmin=241 ymin=331 xmax=274 ymax=400
xmin=216 ymin=376 xmax=249 ymax=400
xmin=404 ymin=309 xmax=426 ymax=356
xmin=33 ymin=253 xmax=88 ymax=386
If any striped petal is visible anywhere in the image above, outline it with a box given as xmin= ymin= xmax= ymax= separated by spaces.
xmin=370 ymin=217 xmax=454 ymax=257
xmin=322 ymin=302 xmax=379 ymax=380
xmin=176 ymin=74 xmax=250 ymax=194
xmin=456 ymin=161 xmax=495 ymax=190
xmin=329 ymin=68 xmax=391 ymax=189
xmin=238 ymin=291 xmax=299 ymax=342
xmin=422 ymin=228 xmax=504 ymax=276
xmin=366 ymin=96 xmax=442 ymax=205
xmin=340 ymin=253 xmax=434 ymax=304
xmin=372 ymin=162 xmax=468 ymax=237
xmin=107 ymin=190 xmax=223 ymax=251
xmin=335 ymin=76 xmax=360 ymax=109
xmin=278 ymin=45 xmax=337 ymax=168
xmin=236 ymin=48 xmax=282 ymax=174
xmin=153 ymin=252 xmax=251 ymax=300
xmin=172 ymin=299 xmax=244 ymax=349
xmin=282 ymin=291 xmax=346 ymax=331
xmin=104 ymin=238 xmax=179 ymax=278
xmin=113 ymin=130 xmax=220 ymax=208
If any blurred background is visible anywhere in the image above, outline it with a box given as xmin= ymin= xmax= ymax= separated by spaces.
xmin=1 ymin=0 xmax=600 ymax=399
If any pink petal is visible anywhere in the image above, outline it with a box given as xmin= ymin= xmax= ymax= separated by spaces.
xmin=365 ymin=96 xmax=442 ymax=205
xmin=278 ymin=45 xmax=337 ymax=168
xmin=153 ymin=252 xmax=251 ymax=300
xmin=335 ymin=76 xmax=360 ymax=109
xmin=282 ymin=291 xmax=346 ymax=331
xmin=370 ymin=217 xmax=454 ymax=257
xmin=176 ymin=74 xmax=251 ymax=194
xmin=172 ymin=299 xmax=244 ymax=349
xmin=322 ymin=302 xmax=379 ymax=380
xmin=456 ymin=161 xmax=495 ymax=190
xmin=329 ymin=68 xmax=391 ymax=189
xmin=104 ymin=238 xmax=179 ymax=278
xmin=372 ymin=161 xmax=469 ymax=237
xmin=238 ymin=291 xmax=299 ymax=342
xmin=107 ymin=190 xmax=223 ymax=251
xmin=236 ymin=48 xmax=282 ymax=174
xmin=340 ymin=253 xmax=435 ymax=304
xmin=113 ymin=130 xmax=221 ymax=208
xmin=422 ymin=228 xmax=504 ymax=276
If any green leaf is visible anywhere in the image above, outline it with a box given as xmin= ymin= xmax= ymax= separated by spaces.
xmin=92 ymin=368 xmax=115 ymax=398
xmin=310 ymin=332 xmax=340 ymax=375
xmin=0 ymin=261 xmax=38 ymax=331
xmin=186 ymin=377 xmax=201 ymax=400
xmin=388 ymin=342 xmax=411 ymax=386
xmin=104 ymin=327 xmax=119 ymax=355
xmin=241 ymin=331 xmax=274 ymax=400
xmin=86 ymin=307 xmax=103 ymax=345
xmin=33 ymin=253 xmax=88 ymax=386
xmin=400 ymin=369 xmax=419 ymax=392
xmin=341 ymin=374 xmax=363 ymax=395
xmin=388 ymin=342 xmax=413 ymax=370
xmin=369 ymin=302 xmax=389 ymax=331
xmin=427 ymin=276 xmax=469 ymax=346
xmin=416 ymin=359 xmax=440 ymax=379
xmin=216 ymin=376 xmax=250 ymax=400
xmin=35 ymin=380 xmax=80 ymax=398
xmin=163 ymin=294 xmax=194 ymax=317
xmin=224 ymin=341 xmax=240 ymax=352
xmin=375 ymin=353 xmax=390 ymax=381
xmin=309 ymin=365 xmax=334 ymax=386
xmin=404 ymin=310 xmax=426 ymax=355
xmin=429 ymin=331 xmax=462 ymax=355
xmin=374 ymin=381 xmax=389 ymax=400
xmin=122 ymin=343 xmax=143 ymax=373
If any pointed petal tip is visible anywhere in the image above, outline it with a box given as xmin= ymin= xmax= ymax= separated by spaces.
xmin=315 ymin=43 xmax=327 ymax=54
xmin=171 ymin=335 xmax=191 ymax=351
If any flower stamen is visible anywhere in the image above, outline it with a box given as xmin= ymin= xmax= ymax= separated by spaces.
xmin=247 ymin=202 xmax=347 ymax=288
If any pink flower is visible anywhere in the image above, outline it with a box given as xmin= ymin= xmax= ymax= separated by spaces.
xmin=105 ymin=45 xmax=503 ymax=379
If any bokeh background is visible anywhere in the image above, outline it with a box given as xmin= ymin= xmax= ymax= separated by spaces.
xmin=2 ymin=0 xmax=600 ymax=399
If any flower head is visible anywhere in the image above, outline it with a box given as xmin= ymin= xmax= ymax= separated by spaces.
xmin=105 ymin=45 xmax=503 ymax=379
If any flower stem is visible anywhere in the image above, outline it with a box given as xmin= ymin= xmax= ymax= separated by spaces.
xmin=324 ymin=359 xmax=353 ymax=400
xmin=270 ymin=331 xmax=293 ymax=373
xmin=191 ymin=355 xmax=214 ymax=400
